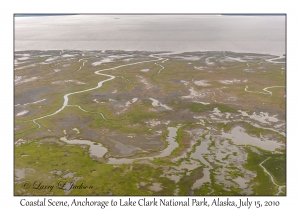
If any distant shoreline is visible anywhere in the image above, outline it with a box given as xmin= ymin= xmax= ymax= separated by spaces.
xmin=14 ymin=14 xmax=77 ymax=17
xmin=13 ymin=50 xmax=285 ymax=57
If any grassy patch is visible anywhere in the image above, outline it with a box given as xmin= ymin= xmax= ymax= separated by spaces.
xmin=216 ymin=104 xmax=238 ymax=113
xmin=188 ymin=103 xmax=212 ymax=113
xmin=262 ymin=153 xmax=286 ymax=185
xmin=242 ymin=147 xmax=281 ymax=195
xmin=15 ymin=139 xmax=178 ymax=195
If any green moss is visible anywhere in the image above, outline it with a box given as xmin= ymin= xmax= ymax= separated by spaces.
xmin=170 ymin=126 xmax=184 ymax=157
xmin=177 ymin=167 xmax=203 ymax=195
xmin=14 ymin=51 xmax=286 ymax=196
xmin=242 ymin=147 xmax=280 ymax=195
xmin=216 ymin=104 xmax=238 ymax=113
xmin=222 ymin=154 xmax=230 ymax=161
xmin=194 ymin=184 xmax=212 ymax=195
xmin=188 ymin=103 xmax=212 ymax=112
xmin=187 ymin=140 xmax=201 ymax=158
xmin=261 ymin=153 xmax=286 ymax=185
xmin=14 ymin=139 xmax=178 ymax=195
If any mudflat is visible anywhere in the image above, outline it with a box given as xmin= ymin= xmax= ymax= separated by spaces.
xmin=14 ymin=50 xmax=286 ymax=195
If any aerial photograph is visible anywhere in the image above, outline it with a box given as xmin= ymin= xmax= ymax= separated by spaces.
xmin=14 ymin=14 xmax=286 ymax=196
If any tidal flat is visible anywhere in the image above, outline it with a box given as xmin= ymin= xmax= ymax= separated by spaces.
xmin=14 ymin=50 xmax=286 ymax=195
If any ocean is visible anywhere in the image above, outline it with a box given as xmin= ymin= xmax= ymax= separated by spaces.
xmin=14 ymin=15 xmax=285 ymax=55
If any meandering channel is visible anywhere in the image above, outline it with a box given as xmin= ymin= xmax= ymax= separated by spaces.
xmin=25 ymin=55 xmax=165 ymax=129
xmin=107 ymin=126 xmax=180 ymax=164
xmin=67 ymin=105 xmax=107 ymax=121
xmin=17 ymin=53 xmax=184 ymax=163
xmin=245 ymin=85 xmax=285 ymax=96
xmin=76 ymin=59 xmax=87 ymax=72
xmin=259 ymin=157 xmax=285 ymax=195
xmin=59 ymin=126 xmax=180 ymax=164
xmin=265 ymin=56 xmax=285 ymax=64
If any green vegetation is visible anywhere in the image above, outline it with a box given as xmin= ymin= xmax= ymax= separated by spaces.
xmin=242 ymin=147 xmax=285 ymax=195
xmin=188 ymin=103 xmax=238 ymax=113
xmin=14 ymin=50 xmax=286 ymax=196
xmin=216 ymin=104 xmax=238 ymax=113
xmin=15 ymin=139 xmax=177 ymax=195
xmin=177 ymin=167 xmax=203 ymax=195
xmin=216 ymin=121 xmax=285 ymax=143
xmin=188 ymin=103 xmax=212 ymax=112
xmin=262 ymin=153 xmax=286 ymax=185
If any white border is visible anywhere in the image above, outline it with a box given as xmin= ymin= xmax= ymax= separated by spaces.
xmin=2 ymin=0 xmax=298 ymax=209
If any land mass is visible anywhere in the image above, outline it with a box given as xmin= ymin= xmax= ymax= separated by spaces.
xmin=14 ymin=50 xmax=286 ymax=195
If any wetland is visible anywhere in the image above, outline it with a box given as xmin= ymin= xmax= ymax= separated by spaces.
xmin=14 ymin=50 xmax=286 ymax=196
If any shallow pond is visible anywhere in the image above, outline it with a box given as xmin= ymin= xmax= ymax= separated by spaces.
xmin=221 ymin=126 xmax=283 ymax=151
xmin=60 ymin=137 xmax=108 ymax=158
xmin=190 ymin=137 xmax=212 ymax=189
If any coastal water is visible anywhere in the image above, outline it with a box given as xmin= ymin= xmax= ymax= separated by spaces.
xmin=15 ymin=15 xmax=285 ymax=55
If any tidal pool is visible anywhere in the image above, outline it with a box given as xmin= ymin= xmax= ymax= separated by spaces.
xmin=190 ymin=137 xmax=212 ymax=189
xmin=221 ymin=126 xmax=284 ymax=151
xmin=60 ymin=137 xmax=108 ymax=158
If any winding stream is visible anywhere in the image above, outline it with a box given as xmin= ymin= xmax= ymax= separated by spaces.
xmin=58 ymin=126 xmax=180 ymax=164
xmin=259 ymin=157 xmax=285 ymax=195
xmin=67 ymin=105 xmax=107 ymax=121
xmin=18 ymin=54 xmax=183 ymax=164
xmin=76 ymin=59 xmax=87 ymax=72
xmin=107 ymin=126 xmax=180 ymax=164
xmin=262 ymin=86 xmax=285 ymax=96
xmin=155 ymin=58 xmax=168 ymax=74
xmin=245 ymin=85 xmax=285 ymax=96
xmin=265 ymin=55 xmax=285 ymax=64
xmin=26 ymin=55 xmax=164 ymax=129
